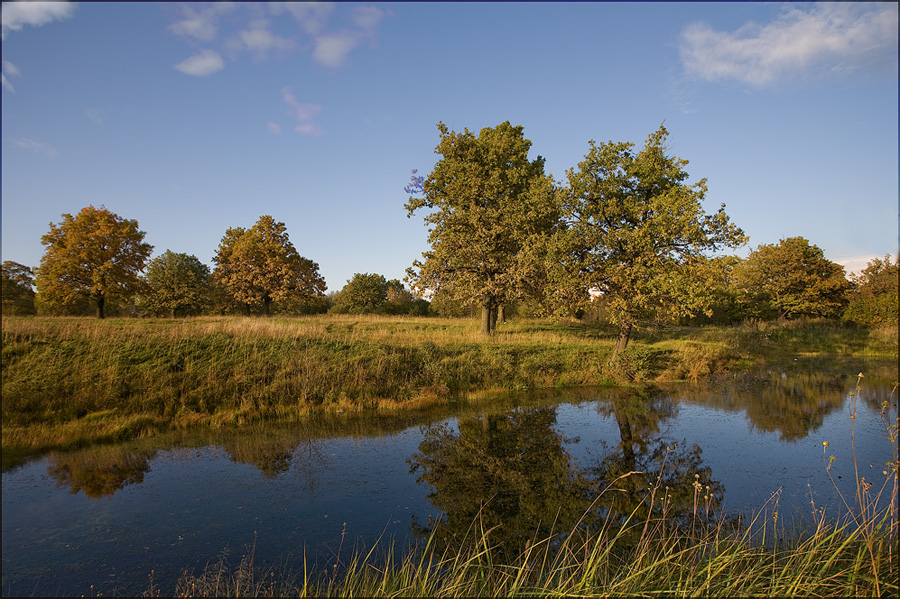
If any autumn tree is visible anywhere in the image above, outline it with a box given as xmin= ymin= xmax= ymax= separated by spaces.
xmin=406 ymin=121 xmax=557 ymax=335
xmin=35 ymin=206 xmax=153 ymax=318
xmin=554 ymin=126 xmax=746 ymax=359
xmin=213 ymin=215 xmax=326 ymax=316
xmin=732 ymin=237 xmax=852 ymax=320
xmin=842 ymin=255 xmax=898 ymax=327
xmin=1 ymin=261 xmax=37 ymax=315
xmin=138 ymin=250 xmax=211 ymax=317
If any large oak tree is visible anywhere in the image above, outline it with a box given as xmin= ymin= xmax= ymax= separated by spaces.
xmin=733 ymin=236 xmax=852 ymax=320
xmin=406 ymin=121 xmax=557 ymax=335
xmin=213 ymin=215 xmax=326 ymax=316
xmin=35 ymin=206 xmax=153 ymax=318
xmin=554 ymin=126 xmax=746 ymax=358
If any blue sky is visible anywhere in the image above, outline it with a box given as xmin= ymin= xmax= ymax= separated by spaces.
xmin=2 ymin=1 xmax=898 ymax=293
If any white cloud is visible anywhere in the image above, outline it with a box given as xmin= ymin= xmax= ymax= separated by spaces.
xmin=230 ymin=19 xmax=296 ymax=60
xmin=2 ymin=59 xmax=22 ymax=92
xmin=85 ymin=108 xmax=103 ymax=126
xmin=173 ymin=49 xmax=225 ymax=77
xmin=167 ymin=2 xmax=236 ymax=42
xmin=1 ymin=0 xmax=77 ymax=40
xmin=10 ymin=137 xmax=58 ymax=158
xmin=351 ymin=5 xmax=383 ymax=34
xmin=834 ymin=254 xmax=884 ymax=277
xmin=165 ymin=2 xmax=383 ymax=73
xmin=281 ymin=86 xmax=322 ymax=136
xmin=267 ymin=122 xmax=282 ymax=135
xmin=270 ymin=1 xmax=334 ymax=35
xmin=679 ymin=2 xmax=899 ymax=86
xmin=312 ymin=32 xmax=359 ymax=68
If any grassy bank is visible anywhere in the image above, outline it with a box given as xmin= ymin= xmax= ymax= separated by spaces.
xmin=2 ymin=315 xmax=897 ymax=455
xmin=162 ymin=512 xmax=897 ymax=597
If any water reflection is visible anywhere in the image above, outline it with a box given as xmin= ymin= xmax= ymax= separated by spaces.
xmin=409 ymin=388 xmax=726 ymax=556
xmin=47 ymin=448 xmax=156 ymax=499
xmin=592 ymin=388 xmax=723 ymax=532
xmin=409 ymin=407 xmax=593 ymax=555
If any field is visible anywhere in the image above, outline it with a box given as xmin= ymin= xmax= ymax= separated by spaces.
xmin=2 ymin=314 xmax=897 ymax=460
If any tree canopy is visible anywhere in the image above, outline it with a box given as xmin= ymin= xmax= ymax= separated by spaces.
xmin=213 ymin=215 xmax=326 ymax=316
xmin=1 ymin=261 xmax=37 ymax=315
xmin=554 ymin=126 xmax=746 ymax=357
xmin=733 ymin=237 xmax=851 ymax=320
xmin=842 ymin=255 xmax=898 ymax=327
xmin=406 ymin=121 xmax=557 ymax=335
xmin=35 ymin=206 xmax=153 ymax=318
xmin=138 ymin=250 xmax=211 ymax=317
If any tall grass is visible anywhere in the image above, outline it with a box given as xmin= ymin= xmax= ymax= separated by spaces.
xmin=3 ymin=315 xmax=896 ymax=456
xmin=162 ymin=381 xmax=899 ymax=598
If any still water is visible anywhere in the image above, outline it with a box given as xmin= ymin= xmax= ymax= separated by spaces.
xmin=2 ymin=359 xmax=897 ymax=597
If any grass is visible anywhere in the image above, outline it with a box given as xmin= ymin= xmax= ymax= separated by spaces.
xmin=3 ymin=315 xmax=897 ymax=457
xmin=155 ymin=379 xmax=899 ymax=598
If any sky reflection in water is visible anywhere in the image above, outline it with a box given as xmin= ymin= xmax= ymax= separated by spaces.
xmin=2 ymin=362 xmax=897 ymax=597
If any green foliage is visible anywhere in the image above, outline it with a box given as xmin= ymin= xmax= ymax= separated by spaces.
xmin=329 ymin=274 xmax=426 ymax=315
xmin=406 ymin=121 xmax=557 ymax=334
xmin=34 ymin=205 xmax=153 ymax=318
xmin=554 ymin=126 xmax=746 ymax=353
xmin=330 ymin=272 xmax=389 ymax=314
xmin=843 ymin=255 xmax=899 ymax=327
xmin=1 ymin=261 xmax=36 ymax=315
xmin=137 ymin=250 xmax=211 ymax=317
xmin=733 ymin=237 xmax=852 ymax=320
xmin=213 ymin=215 xmax=326 ymax=316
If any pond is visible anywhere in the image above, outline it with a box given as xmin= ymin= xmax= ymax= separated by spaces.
xmin=2 ymin=358 xmax=897 ymax=597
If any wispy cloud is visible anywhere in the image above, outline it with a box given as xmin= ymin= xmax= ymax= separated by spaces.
xmin=679 ymin=2 xmax=899 ymax=87
xmin=267 ymin=122 xmax=282 ymax=135
xmin=227 ymin=19 xmax=296 ymax=61
xmin=1 ymin=0 xmax=78 ymax=40
xmin=167 ymin=2 xmax=236 ymax=42
xmin=270 ymin=1 xmax=334 ymax=35
xmin=281 ymin=86 xmax=322 ymax=136
xmin=168 ymin=3 xmax=384 ymax=75
xmin=173 ymin=49 xmax=225 ymax=77
xmin=85 ymin=108 xmax=104 ymax=126
xmin=2 ymin=59 xmax=22 ymax=92
xmin=10 ymin=137 xmax=58 ymax=158
xmin=312 ymin=5 xmax=384 ymax=68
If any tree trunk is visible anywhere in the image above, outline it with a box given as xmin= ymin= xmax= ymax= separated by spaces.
xmin=481 ymin=302 xmax=493 ymax=336
xmin=263 ymin=297 xmax=271 ymax=317
xmin=489 ymin=304 xmax=499 ymax=332
xmin=171 ymin=307 xmax=177 ymax=319
xmin=609 ymin=321 xmax=632 ymax=364
xmin=243 ymin=303 xmax=251 ymax=316
xmin=96 ymin=295 xmax=105 ymax=319
xmin=497 ymin=304 xmax=505 ymax=324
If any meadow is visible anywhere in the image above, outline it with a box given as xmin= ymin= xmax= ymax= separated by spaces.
xmin=2 ymin=314 xmax=897 ymax=461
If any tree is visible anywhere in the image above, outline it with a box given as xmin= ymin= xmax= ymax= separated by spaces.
xmin=555 ymin=126 xmax=746 ymax=359
xmin=1 ymin=261 xmax=37 ymax=315
xmin=842 ymin=255 xmax=898 ymax=327
xmin=406 ymin=121 xmax=557 ymax=335
xmin=213 ymin=215 xmax=326 ymax=316
xmin=35 ymin=206 xmax=153 ymax=319
xmin=138 ymin=250 xmax=211 ymax=317
xmin=330 ymin=273 xmax=389 ymax=314
xmin=733 ymin=237 xmax=852 ymax=320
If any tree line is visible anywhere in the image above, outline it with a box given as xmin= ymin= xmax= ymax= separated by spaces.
xmin=3 ymin=122 xmax=897 ymax=350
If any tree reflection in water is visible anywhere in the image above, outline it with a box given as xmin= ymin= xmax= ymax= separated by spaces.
xmin=47 ymin=448 xmax=156 ymax=499
xmin=409 ymin=386 xmax=725 ymax=557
